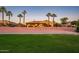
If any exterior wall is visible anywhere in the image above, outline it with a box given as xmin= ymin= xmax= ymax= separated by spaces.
xmin=26 ymin=21 xmax=54 ymax=27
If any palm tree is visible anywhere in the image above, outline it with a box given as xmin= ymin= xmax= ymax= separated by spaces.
xmin=46 ymin=13 xmax=51 ymax=25
xmin=17 ymin=14 xmax=23 ymax=24
xmin=60 ymin=17 xmax=68 ymax=24
xmin=6 ymin=11 xmax=13 ymax=24
xmin=22 ymin=10 xmax=27 ymax=24
xmin=51 ymin=13 xmax=57 ymax=25
xmin=0 ymin=6 xmax=7 ymax=24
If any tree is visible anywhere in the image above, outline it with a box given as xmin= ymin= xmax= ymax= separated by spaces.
xmin=46 ymin=13 xmax=51 ymax=25
xmin=17 ymin=14 xmax=23 ymax=24
xmin=51 ymin=13 xmax=57 ymax=26
xmin=22 ymin=10 xmax=27 ymax=24
xmin=6 ymin=11 xmax=13 ymax=24
xmin=76 ymin=19 xmax=79 ymax=27
xmin=76 ymin=19 xmax=79 ymax=32
xmin=0 ymin=6 xmax=7 ymax=24
xmin=71 ymin=21 xmax=77 ymax=25
xmin=60 ymin=17 xmax=68 ymax=24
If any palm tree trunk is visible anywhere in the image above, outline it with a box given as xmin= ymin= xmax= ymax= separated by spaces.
xmin=9 ymin=16 xmax=10 ymax=24
xmin=19 ymin=17 xmax=21 ymax=24
xmin=23 ymin=15 xmax=25 ymax=24
xmin=2 ymin=12 xmax=4 ymax=24
xmin=53 ymin=17 xmax=54 ymax=26
xmin=48 ymin=16 xmax=50 ymax=26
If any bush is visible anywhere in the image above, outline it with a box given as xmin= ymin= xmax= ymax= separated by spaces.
xmin=7 ymin=23 xmax=18 ymax=27
xmin=76 ymin=26 xmax=79 ymax=32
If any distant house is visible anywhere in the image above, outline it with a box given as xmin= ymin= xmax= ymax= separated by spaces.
xmin=26 ymin=20 xmax=54 ymax=27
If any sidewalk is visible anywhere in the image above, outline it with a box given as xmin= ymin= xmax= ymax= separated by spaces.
xmin=0 ymin=27 xmax=79 ymax=35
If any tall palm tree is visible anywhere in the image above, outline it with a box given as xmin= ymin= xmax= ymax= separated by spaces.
xmin=46 ymin=13 xmax=51 ymax=25
xmin=51 ymin=13 xmax=57 ymax=26
xmin=60 ymin=17 xmax=68 ymax=24
xmin=17 ymin=14 xmax=23 ymax=24
xmin=6 ymin=11 xmax=13 ymax=24
xmin=0 ymin=6 xmax=7 ymax=24
xmin=22 ymin=10 xmax=27 ymax=24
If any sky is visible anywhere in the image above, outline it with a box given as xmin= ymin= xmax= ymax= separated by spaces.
xmin=0 ymin=6 xmax=79 ymax=23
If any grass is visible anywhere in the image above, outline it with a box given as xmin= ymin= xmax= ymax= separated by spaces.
xmin=0 ymin=34 xmax=79 ymax=53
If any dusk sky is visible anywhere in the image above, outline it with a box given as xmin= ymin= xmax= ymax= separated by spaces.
xmin=0 ymin=6 xmax=79 ymax=23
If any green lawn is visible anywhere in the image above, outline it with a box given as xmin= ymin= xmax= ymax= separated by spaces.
xmin=0 ymin=34 xmax=79 ymax=53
